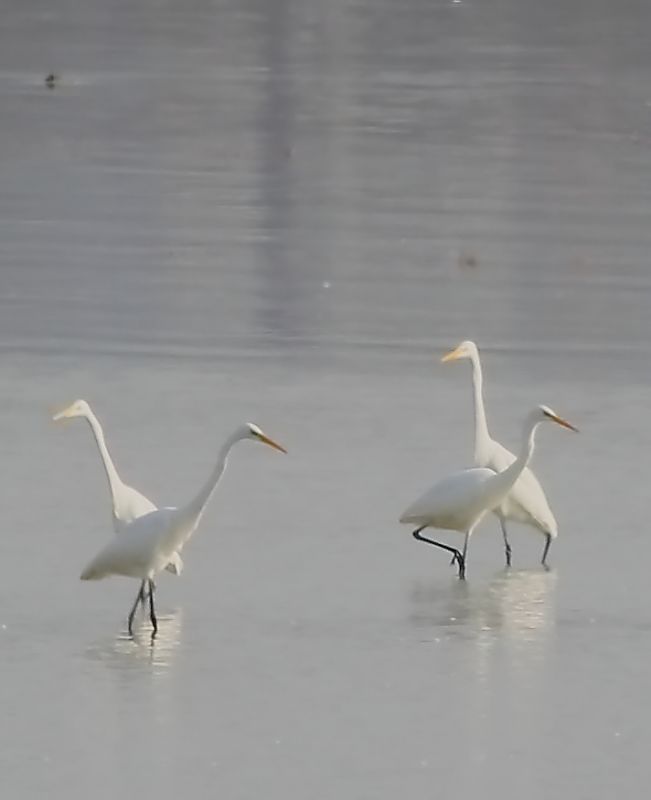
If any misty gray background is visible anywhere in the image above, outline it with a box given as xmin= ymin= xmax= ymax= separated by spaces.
xmin=1 ymin=0 xmax=650 ymax=797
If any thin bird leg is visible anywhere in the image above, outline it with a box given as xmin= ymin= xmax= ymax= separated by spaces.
xmin=128 ymin=583 xmax=144 ymax=636
xmin=462 ymin=531 xmax=470 ymax=562
xmin=499 ymin=517 xmax=512 ymax=567
xmin=541 ymin=532 xmax=552 ymax=569
xmin=148 ymin=579 xmax=158 ymax=636
xmin=413 ymin=527 xmax=465 ymax=580
xmin=138 ymin=579 xmax=148 ymax=608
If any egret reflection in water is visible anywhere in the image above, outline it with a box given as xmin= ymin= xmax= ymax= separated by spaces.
xmin=409 ymin=567 xmax=557 ymax=642
xmin=85 ymin=610 xmax=184 ymax=673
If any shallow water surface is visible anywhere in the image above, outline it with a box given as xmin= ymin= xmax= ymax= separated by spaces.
xmin=1 ymin=0 xmax=651 ymax=798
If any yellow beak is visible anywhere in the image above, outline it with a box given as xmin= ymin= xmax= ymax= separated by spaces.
xmin=548 ymin=413 xmax=579 ymax=433
xmin=441 ymin=346 xmax=463 ymax=363
xmin=51 ymin=404 xmax=73 ymax=422
xmin=259 ymin=433 xmax=287 ymax=454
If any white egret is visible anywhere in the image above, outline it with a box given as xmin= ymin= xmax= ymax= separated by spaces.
xmin=79 ymin=423 xmax=286 ymax=636
xmin=53 ymin=399 xmax=182 ymax=578
xmin=400 ymin=406 xmax=577 ymax=579
xmin=442 ymin=341 xmax=562 ymax=567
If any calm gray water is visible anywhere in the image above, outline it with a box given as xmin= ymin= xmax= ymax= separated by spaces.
xmin=1 ymin=0 xmax=651 ymax=797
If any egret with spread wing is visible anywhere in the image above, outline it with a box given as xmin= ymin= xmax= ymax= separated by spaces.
xmin=442 ymin=341 xmax=562 ymax=567
xmin=400 ymin=406 xmax=577 ymax=579
xmin=79 ymin=423 xmax=286 ymax=636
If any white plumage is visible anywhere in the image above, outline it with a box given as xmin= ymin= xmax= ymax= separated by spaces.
xmin=80 ymin=507 xmax=181 ymax=580
xmin=77 ymin=422 xmax=286 ymax=636
xmin=53 ymin=399 xmax=182 ymax=575
xmin=401 ymin=467 xmax=499 ymax=532
xmin=401 ymin=406 xmax=577 ymax=579
xmin=442 ymin=340 xmax=559 ymax=566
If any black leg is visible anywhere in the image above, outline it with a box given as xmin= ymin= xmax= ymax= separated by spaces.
xmin=138 ymin=580 xmax=148 ymax=608
xmin=541 ymin=533 xmax=552 ymax=569
xmin=500 ymin=519 xmax=512 ymax=567
xmin=413 ymin=527 xmax=465 ymax=579
xmin=148 ymin=579 xmax=158 ymax=636
xmin=128 ymin=582 xmax=145 ymax=636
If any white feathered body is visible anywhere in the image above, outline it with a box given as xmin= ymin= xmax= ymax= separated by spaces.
xmin=477 ymin=437 xmax=557 ymax=539
xmin=71 ymin=403 xmax=184 ymax=575
xmin=81 ymin=507 xmax=192 ymax=581
xmin=112 ymin=489 xmax=184 ymax=576
xmin=400 ymin=466 xmax=504 ymax=533
xmin=448 ymin=341 xmax=560 ymax=543
xmin=80 ymin=423 xmax=249 ymax=583
xmin=111 ymin=484 xmax=156 ymax=531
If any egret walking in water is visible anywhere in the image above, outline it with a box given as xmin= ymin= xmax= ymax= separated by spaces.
xmin=53 ymin=399 xmax=183 ymax=576
xmin=79 ymin=423 xmax=286 ymax=636
xmin=400 ymin=406 xmax=577 ymax=579
xmin=442 ymin=341 xmax=562 ymax=567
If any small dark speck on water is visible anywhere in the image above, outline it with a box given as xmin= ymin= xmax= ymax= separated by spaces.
xmin=458 ymin=250 xmax=479 ymax=269
xmin=45 ymin=73 xmax=58 ymax=89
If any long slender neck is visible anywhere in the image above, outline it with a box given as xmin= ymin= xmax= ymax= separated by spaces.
xmin=83 ymin=410 xmax=124 ymax=503
xmin=493 ymin=416 xmax=540 ymax=494
xmin=180 ymin=430 xmax=243 ymax=527
xmin=470 ymin=350 xmax=491 ymax=455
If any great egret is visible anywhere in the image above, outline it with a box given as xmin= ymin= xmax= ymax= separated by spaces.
xmin=79 ymin=422 xmax=287 ymax=636
xmin=400 ymin=406 xmax=577 ymax=579
xmin=442 ymin=340 xmax=562 ymax=567
xmin=53 ymin=399 xmax=182 ymax=577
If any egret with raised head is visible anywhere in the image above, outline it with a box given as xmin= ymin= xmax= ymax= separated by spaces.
xmin=442 ymin=341 xmax=563 ymax=566
xmin=79 ymin=422 xmax=286 ymax=636
xmin=400 ymin=406 xmax=577 ymax=579
xmin=53 ymin=399 xmax=182 ymax=577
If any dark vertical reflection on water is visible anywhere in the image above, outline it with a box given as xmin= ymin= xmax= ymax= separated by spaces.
xmin=257 ymin=0 xmax=300 ymax=342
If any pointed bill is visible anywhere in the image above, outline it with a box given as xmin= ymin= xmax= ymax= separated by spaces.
xmin=441 ymin=345 xmax=464 ymax=363
xmin=548 ymin=412 xmax=579 ymax=433
xmin=52 ymin=403 xmax=74 ymax=422
xmin=259 ymin=433 xmax=287 ymax=454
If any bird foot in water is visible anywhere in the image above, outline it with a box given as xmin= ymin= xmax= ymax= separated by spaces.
xmin=449 ymin=551 xmax=466 ymax=579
